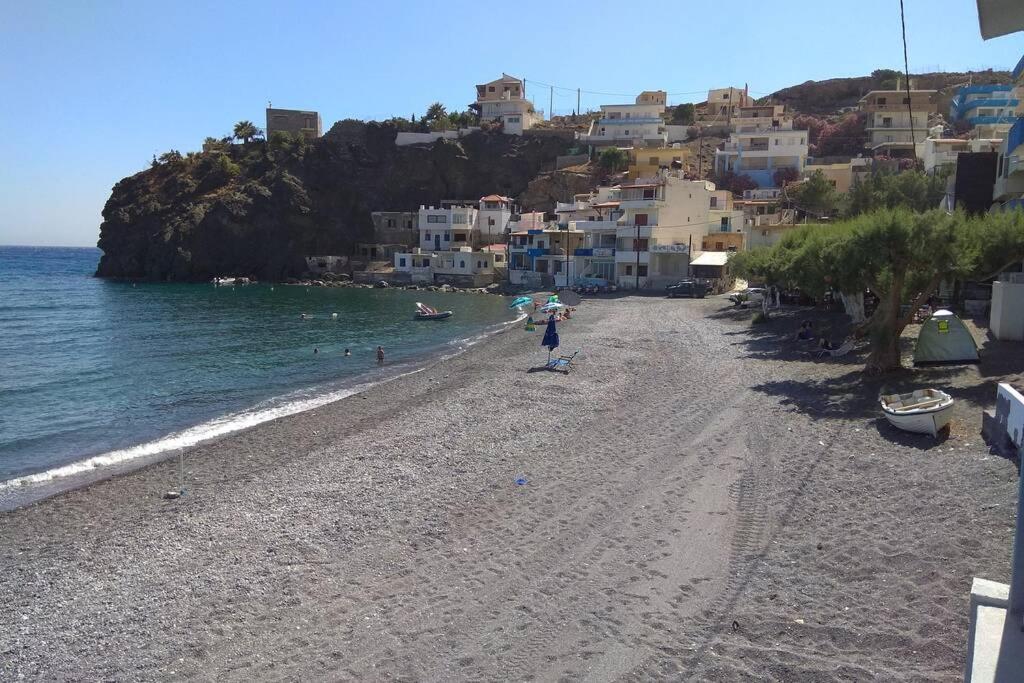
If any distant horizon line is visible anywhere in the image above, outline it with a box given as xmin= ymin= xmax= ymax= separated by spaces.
xmin=0 ymin=244 xmax=100 ymax=249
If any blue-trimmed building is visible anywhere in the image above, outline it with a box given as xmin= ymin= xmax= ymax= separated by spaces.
xmin=993 ymin=54 xmax=1024 ymax=206
xmin=949 ymin=84 xmax=1019 ymax=129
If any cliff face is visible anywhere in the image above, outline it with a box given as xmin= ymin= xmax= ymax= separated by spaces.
xmin=95 ymin=122 xmax=574 ymax=281
xmin=769 ymin=70 xmax=1012 ymax=116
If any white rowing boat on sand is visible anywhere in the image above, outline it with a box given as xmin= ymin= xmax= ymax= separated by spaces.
xmin=880 ymin=388 xmax=954 ymax=437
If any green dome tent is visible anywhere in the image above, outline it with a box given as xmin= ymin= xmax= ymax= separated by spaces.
xmin=913 ymin=310 xmax=980 ymax=365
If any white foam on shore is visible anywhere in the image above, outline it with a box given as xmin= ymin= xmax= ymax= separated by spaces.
xmin=0 ymin=369 xmax=422 ymax=493
xmin=0 ymin=309 xmax=524 ymax=497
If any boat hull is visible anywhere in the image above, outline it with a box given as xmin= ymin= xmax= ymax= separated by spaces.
xmin=882 ymin=403 xmax=954 ymax=437
xmin=414 ymin=311 xmax=452 ymax=321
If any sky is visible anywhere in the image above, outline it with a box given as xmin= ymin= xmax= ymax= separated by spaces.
xmin=1 ymin=0 xmax=1022 ymax=247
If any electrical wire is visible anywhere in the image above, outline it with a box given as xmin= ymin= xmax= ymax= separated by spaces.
xmin=899 ymin=0 xmax=917 ymax=151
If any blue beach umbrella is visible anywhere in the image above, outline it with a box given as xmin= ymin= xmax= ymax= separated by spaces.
xmin=541 ymin=316 xmax=559 ymax=361
xmin=509 ymin=296 xmax=532 ymax=309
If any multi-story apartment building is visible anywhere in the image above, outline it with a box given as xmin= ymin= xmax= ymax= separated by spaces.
xmin=922 ymin=137 xmax=1003 ymax=175
xmin=702 ymin=86 xmax=752 ymax=123
xmin=731 ymin=104 xmax=788 ymax=133
xmin=858 ymin=87 xmax=937 ymax=157
xmin=614 ymin=174 xmax=716 ymax=289
xmin=474 ymin=74 xmax=541 ymax=135
xmin=417 ymin=204 xmax=479 ymax=251
xmin=636 ymin=90 xmax=667 ymax=105
xmin=714 ymin=128 xmax=809 ymax=188
xmin=994 ymin=55 xmax=1024 ymax=208
xmin=628 ymin=146 xmax=691 ymax=179
xmin=477 ymin=195 xmax=513 ymax=239
xmin=266 ymin=108 xmax=322 ymax=139
xmin=580 ymin=100 xmax=667 ymax=147
xmin=949 ymin=84 xmax=1019 ymax=133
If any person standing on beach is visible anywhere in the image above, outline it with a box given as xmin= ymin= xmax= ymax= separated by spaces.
xmin=376 ymin=346 xmax=385 ymax=365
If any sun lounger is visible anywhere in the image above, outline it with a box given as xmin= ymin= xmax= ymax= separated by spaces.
xmin=815 ymin=341 xmax=854 ymax=359
xmin=545 ymin=350 xmax=579 ymax=373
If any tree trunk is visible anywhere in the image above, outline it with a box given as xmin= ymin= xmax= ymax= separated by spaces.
xmin=863 ymin=270 xmax=942 ymax=375
xmin=839 ymin=291 xmax=866 ymax=324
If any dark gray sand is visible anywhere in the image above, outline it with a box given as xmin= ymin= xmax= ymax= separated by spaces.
xmin=1 ymin=296 xmax=1019 ymax=681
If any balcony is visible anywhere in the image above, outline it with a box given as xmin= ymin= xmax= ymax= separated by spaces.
xmin=571 ymin=219 xmax=619 ymax=231
xmin=615 ymin=225 xmax=654 ymax=238
xmin=574 ymin=248 xmax=615 ymax=257
xmin=598 ymin=117 xmax=663 ymax=125
xmin=615 ymin=250 xmax=650 ymax=264
xmin=1007 ymin=118 xmax=1024 ymax=154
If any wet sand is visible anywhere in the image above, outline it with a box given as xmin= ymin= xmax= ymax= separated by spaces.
xmin=1 ymin=296 xmax=1018 ymax=681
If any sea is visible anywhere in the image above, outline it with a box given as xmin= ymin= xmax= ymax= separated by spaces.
xmin=0 ymin=246 xmax=518 ymax=505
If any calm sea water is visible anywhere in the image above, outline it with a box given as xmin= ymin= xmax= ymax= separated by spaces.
xmin=0 ymin=246 xmax=516 ymax=489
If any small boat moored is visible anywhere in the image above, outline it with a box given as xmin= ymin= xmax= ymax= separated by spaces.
xmin=880 ymin=388 xmax=955 ymax=437
xmin=414 ymin=302 xmax=453 ymax=321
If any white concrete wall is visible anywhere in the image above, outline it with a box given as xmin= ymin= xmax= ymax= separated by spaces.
xmin=991 ymin=280 xmax=1024 ymax=341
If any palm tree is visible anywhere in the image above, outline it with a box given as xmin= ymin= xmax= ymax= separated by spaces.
xmin=424 ymin=102 xmax=447 ymax=123
xmin=233 ymin=120 xmax=259 ymax=144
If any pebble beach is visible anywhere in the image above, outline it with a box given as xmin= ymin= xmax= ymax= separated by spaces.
xmin=1 ymin=295 xmax=1019 ymax=681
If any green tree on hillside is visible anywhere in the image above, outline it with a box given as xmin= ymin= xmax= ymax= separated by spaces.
xmin=670 ymin=103 xmax=695 ymax=125
xmin=598 ymin=147 xmax=628 ymax=173
xmin=790 ymin=170 xmax=839 ymax=217
xmin=424 ymin=102 xmax=447 ymax=123
xmin=847 ymin=170 xmax=948 ymax=217
xmin=731 ymin=209 xmax=1024 ymax=374
xmin=233 ymin=121 xmax=261 ymax=144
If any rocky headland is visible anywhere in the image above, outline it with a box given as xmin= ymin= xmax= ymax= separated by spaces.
xmin=95 ymin=121 xmax=576 ymax=282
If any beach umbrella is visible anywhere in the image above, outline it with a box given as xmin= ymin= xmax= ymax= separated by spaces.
xmin=539 ymin=301 xmax=565 ymax=314
xmin=541 ymin=316 xmax=559 ymax=361
xmin=547 ymin=294 xmax=560 ymax=303
xmin=509 ymin=296 xmax=532 ymax=309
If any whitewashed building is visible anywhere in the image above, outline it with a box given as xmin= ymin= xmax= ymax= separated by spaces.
xmin=714 ymin=128 xmax=809 ymax=188
xmin=615 ymin=173 xmax=717 ymax=289
xmin=474 ymin=74 xmax=542 ymax=135
xmin=580 ymin=101 xmax=667 ymax=147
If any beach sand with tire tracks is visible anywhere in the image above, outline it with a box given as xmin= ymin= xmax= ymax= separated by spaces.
xmin=1 ymin=295 xmax=1019 ymax=681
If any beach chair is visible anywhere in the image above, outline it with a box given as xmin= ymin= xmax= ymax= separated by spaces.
xmin=545 ymin=350 xmax=580 ymax=373
xmin=816 ymin=340 xmax=854 ymax=359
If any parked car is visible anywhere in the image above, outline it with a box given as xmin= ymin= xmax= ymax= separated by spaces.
xmin=667 ymin=280 xmax=707 ymax=298
xmin=728 ymin=287 xmax=766 ymax=308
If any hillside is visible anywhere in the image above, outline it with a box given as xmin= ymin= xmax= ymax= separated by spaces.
xmin=95 ymin=124 xmax=573 ymax=281
xmin=767 ymin=69 xmax=1012 ymax=115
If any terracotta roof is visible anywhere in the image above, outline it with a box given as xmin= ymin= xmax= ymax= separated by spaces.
xmin=480 ymin=194 xmax=510 ymax=203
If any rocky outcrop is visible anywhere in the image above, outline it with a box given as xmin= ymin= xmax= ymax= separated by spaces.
xmin=96 ymin=122 xmax=574 ymax=281
xmin=518 ymin=168 xmax=596 ymax=213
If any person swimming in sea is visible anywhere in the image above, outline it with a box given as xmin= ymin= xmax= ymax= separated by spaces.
xmin=344 ymin=348 xmax=351 ymax=357
xmin=376 ymin=346 xmax=385 ymax=365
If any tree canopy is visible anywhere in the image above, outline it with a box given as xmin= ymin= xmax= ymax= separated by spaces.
xmin=233 ymin=121 xmax=262 ymax=144
xmin=597 ymin=147 xmax=628 ymax=173
xmin=731 ymin=208 xmax=1024 ymax=373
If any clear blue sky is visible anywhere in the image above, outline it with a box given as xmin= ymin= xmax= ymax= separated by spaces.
xmin=1 ymin=0 xmax=1021 ymax=247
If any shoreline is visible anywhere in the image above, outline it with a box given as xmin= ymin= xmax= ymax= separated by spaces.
xmin=0 ymin=306 xmax=526 ymax=511
xmin=2 ymin=296 xmax=1017 ymax=680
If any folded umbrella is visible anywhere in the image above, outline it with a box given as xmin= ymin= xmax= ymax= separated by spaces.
xmin=541 ymin=316 xmax=559 ymax=361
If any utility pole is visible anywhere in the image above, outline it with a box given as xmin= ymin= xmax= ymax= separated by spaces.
xmin=687 ymin=234 xmax=693 ymax=278
xmin=550 ymin=85 xmax=554 ymax=121
xmin=577 ymin=88 xmax=581 ymax=117
xmin=635 ymin=220 xmax=641 ymax=290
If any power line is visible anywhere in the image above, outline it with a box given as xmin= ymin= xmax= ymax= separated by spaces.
xmin=899 ymin=0 xmax=917 ymax=152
